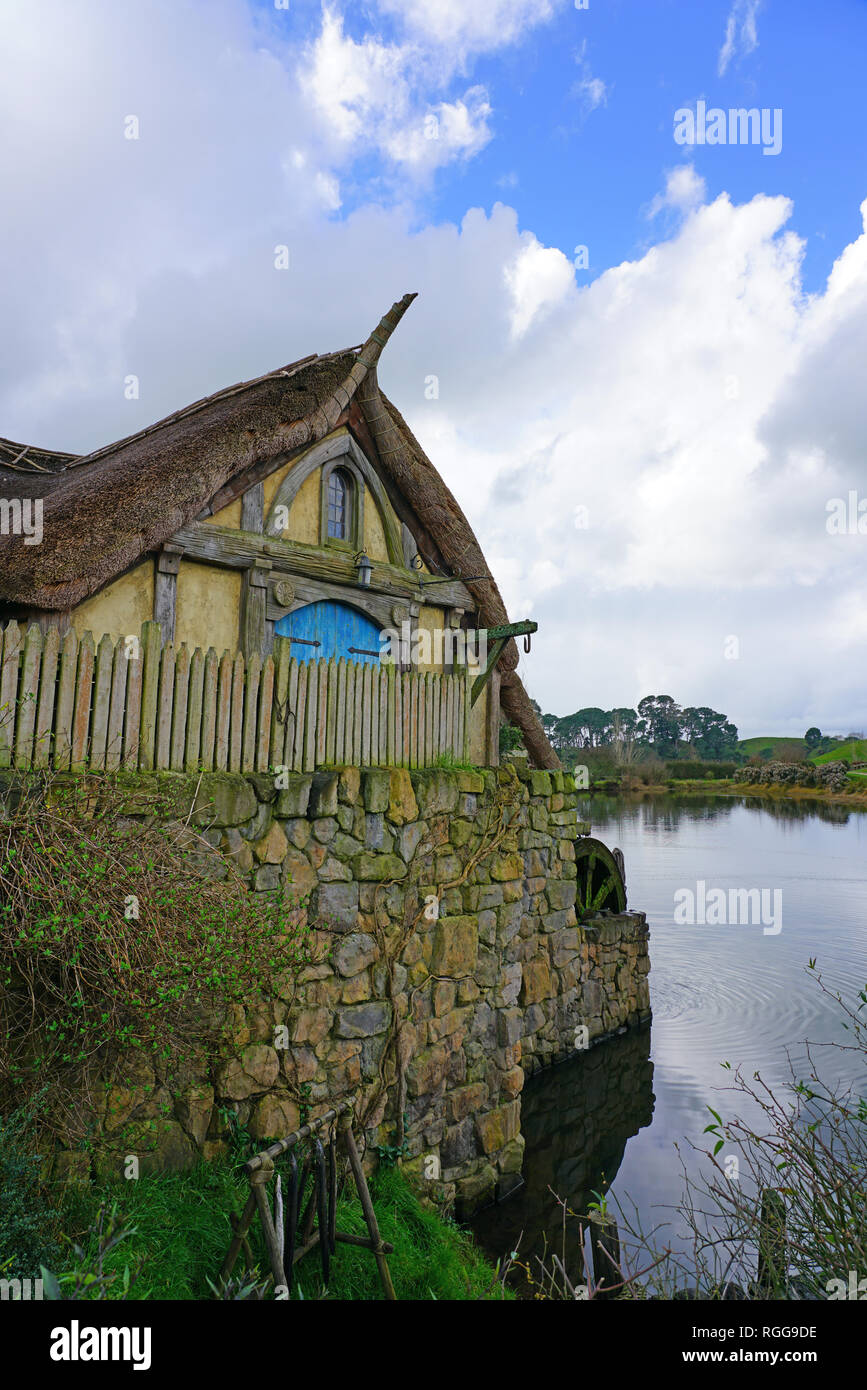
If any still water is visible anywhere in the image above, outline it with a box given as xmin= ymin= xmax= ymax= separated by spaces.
xmin=472 ymin=793 xmax=867 ymax=1279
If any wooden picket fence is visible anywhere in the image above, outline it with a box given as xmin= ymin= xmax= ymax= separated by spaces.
xmin=0 ymin=620 xmax=471 ymax=776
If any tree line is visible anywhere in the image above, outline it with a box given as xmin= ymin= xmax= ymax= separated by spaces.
xmin=538 ymin=695 xmax=739 ymax=762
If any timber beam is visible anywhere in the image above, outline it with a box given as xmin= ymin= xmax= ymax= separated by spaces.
xmin=171 ymin=522 xmax=474 ymax=609
xmin=471 ymin=619 xmax=538 ymax=706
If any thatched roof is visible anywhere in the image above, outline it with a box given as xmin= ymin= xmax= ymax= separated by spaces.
xmin=0 ymin=294 xmax=558 ymax=765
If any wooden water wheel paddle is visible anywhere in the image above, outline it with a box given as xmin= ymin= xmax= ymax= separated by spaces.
xmin=574 ymin=837 xmax=627 ymax=920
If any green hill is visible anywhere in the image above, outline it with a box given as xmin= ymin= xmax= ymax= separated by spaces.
xmin=739 ymin=736 xmax=807 ymax=759
xmin=812 ymin=738 xmax=867 ymax=766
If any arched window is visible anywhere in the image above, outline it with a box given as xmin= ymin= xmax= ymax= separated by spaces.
xmin=327 ymin=469 xmax=350 ymax=540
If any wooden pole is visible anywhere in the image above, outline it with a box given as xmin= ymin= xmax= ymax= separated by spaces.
xmin=339 ymin=1113 xmax=396 ymax=1301
xmin=250 ymin=1161 xmax=287 ymax=1291
xmin=218 ymin=1190 xmax=256 ymax=1286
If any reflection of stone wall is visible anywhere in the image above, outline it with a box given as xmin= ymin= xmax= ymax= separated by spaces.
xmin=40 ymin=761 xmax=649 ymax=1214
xmin=471 ymin=1027 xmax=655 ymax=1272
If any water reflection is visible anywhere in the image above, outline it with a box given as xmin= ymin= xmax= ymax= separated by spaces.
xmin=473 ymin=794 xmax=867 ymax=1275
xmin=472 ymin=1027 xmax=654 ymax=1286
xmin=584 ymin=791 xmax=856 ymax=828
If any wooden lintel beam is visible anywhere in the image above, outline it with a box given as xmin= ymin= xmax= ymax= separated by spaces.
xmin=170 ymin=522 xmax=474 ymax=609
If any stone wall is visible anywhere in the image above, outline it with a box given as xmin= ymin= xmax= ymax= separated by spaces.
xmin=41 ymin=760 xmax=650 ymax=1215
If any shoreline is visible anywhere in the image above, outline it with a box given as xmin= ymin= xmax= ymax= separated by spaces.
xmin=589 ymin=779 xmax=867 ymax=810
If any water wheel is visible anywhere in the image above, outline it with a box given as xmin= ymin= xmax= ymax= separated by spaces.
xmin=574 ymin=837 xmax=627 ymax=920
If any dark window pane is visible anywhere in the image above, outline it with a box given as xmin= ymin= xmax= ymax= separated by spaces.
xmin=327 ymin=471 xmax=348 ymax=539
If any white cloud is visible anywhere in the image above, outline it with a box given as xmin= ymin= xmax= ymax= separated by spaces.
xmin=572 ymin=39 xmax=608 ymax=114
xmin=647 ymin=165 xmax=707 ymax=218
xmin=302 ymin=7 xmax=493 ymax=174
xmin=375 ymin=0 xmax=562 ymax=65
xmin=718 ymin=0 xmax=762 ymax=76
xmin=504 ymin=235 xmax=576 ymax=338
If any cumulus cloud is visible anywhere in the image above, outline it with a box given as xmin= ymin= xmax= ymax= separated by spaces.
xmin=1 ymin=0 xmax=865 ymax=737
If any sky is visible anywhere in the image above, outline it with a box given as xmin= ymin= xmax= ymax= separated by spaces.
xmin=1 ymin=0 xmax=866 ymax=738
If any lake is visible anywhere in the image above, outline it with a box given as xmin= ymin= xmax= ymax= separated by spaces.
xmin=471 ymin=792 xmax=867 ymax=1287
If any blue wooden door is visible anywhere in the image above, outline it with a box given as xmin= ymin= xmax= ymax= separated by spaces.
xmin=275 ymin=600 xmax=382 ymax=665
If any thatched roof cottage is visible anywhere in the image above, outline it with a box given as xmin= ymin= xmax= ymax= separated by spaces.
xmin=0 ymin=295 xmax=557 ymax=771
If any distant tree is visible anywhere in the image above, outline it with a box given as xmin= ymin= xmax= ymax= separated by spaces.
xmin=805 ymin=727 xmax=822 ymax=750
xmin=637 ymin=695 xmax=682 ymax=759
xmin=675 ymin=705 xmax=739 ymax=759
xmin=610 ymin=708 xmax=642 ymax=765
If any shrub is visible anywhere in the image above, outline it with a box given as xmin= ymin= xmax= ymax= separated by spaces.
xmin=0 ymin=773 xmax=317 ymax=1143
xmin=666 ymin=761 xmax=738 ymax=780
xmin=737 ymin=760 xmax=850 ymax=792
xmin=0 ymin=1105 xmax=60 ymax=1278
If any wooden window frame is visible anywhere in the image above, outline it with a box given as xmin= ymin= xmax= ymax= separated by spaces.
xmin=320 ymin=458 xmax=364 ymax=554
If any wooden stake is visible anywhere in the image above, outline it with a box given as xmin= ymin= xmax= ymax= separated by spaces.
xmin=339 ymin=1113 xmax=396 ymax=1301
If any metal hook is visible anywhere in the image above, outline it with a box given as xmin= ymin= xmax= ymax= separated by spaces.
xmin=523 ymin=633 xmax=532 ymax=653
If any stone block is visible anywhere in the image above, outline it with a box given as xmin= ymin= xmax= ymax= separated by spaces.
xmin=335 ymin=1001 xmax=391 ymax=1038
xmin=529 ymin=770 xmax=553 ymax=796
xmin=312 ymin=880 xmax=359 ymax=931
xmin=394 ymin=820 xmax=426 ymax=863
xmin=281 ymin=848 xmax=318 ymax=900
xmin=274 ymin=774 xmax=313 ymax=818
xmin=216 ymin=1045 xmax=280 ymax=1100
xmin=410 ymin=769 xmax=459 ymax=816
xmin=430 ymin=916 xmax=478 ymax=978
xmin=362 ymin=767 xmax=391 ymax=812
xmin=254 ymin=821 xmax=288 ymax=864
xmin=312 ymin=817 xmax=337 ymax=843
xmin=491 ymin=852 xmax=524 ymax=882
xmin=387 ymin=768 xmax=418 ymax=825
xmin=546 ymin=878 xmax=577 ymax=911
xmin=475 ymin=1101 xmax=520 ymax=1155
xmin=497 ymin=1008 xmax=523 ymax=1047
xmin=192 ymin=773 xmax=257 ymax=828
xmin=333 ymin=932 xmax=378 ymax=977
xmin=455 ymin=770 xmax=484 ymax=793
xmin=351 ymin=851 xmax=407 ymax=881
xmin=319 ymin=855 xmax=352 ymax=882
xmin=339 ymin=767 xmax=361 ymax=805
xmin=441 ymin=1117 xmax=478 ymax=1167
xmin=446 ymin=1083 xmax=487 ymax=1124
xmin=248 ymin=1094 xmax=300 ymax=1141
xmin=308 ymin=770 xmax=340 ymax=819
xmin=291 ymin=1008 xmax=331 ymax=1045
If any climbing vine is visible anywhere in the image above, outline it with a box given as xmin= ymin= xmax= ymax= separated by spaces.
xmin=0 ymin=772 xmax=317 ymax=1144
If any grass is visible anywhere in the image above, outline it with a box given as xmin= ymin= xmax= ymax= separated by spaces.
xmin=51 ymin=1160 xmax=508 ymax=1302
xmin=431 ymin=752 xmax=478 ymax=773
xmin=812 ymin=737 xmax=867 ymax=765
xmin=738 ymin=736 xmax=807 ymax=757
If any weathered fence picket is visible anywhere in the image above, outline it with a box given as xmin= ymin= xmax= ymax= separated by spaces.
xmin=0 ymin=620 xmax=473 ymax=776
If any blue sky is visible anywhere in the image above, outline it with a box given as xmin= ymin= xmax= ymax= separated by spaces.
xmin=2 ymin=0 xmax=866 ymax=736
xmin=256 ymin=0 xmax=867 ymax=294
